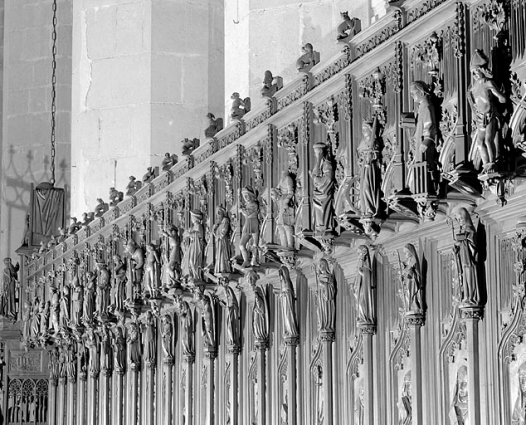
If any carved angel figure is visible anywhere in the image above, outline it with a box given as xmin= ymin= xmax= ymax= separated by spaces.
xmin=181 ymin=138 xmax=200 ymax=156
xmin=468 ymin=49 xmax=508 ymax=172
xmin=314 ymin=259 xmax=336 ymax=334
xmin=94 ymin=198 xmax=109 ymax=218
xmin=452 ymin=208 xmax=480 ymax=307
xmin=296 ymin=43 xmax=319 ymax=72
xmin=310 ymin=144 xmax=335 ymax=235
xmin=1 ymin=258 xmax=19 ymax=319
xmin=109 ymin=187 xmax=123 ymax=206
xmin=399 ymin=243 xmax=424 ymax=315
xmin=354 ymin=245 xmax=375 ymax=325
xmin=161 ymin=152 xmax=178 ymax=171
xmin=277 ymin=266 xmax=299 ymax=340
xmin=240 ymin=186 xmax=261 ymax=267
xmin=271 ymin=171 xmax=295 ymax=249
xmin=449 ymin=365 xmax=468 ymax=425
xmin=142 ymin=166 xmax=156 ymax=184
xmin=230 ymin=92 xmax=251 ymax=120
xmin=181 ymin=209 xmax=205 ymax=282
xmin=357 ymin=120 xmax=381 ymax=218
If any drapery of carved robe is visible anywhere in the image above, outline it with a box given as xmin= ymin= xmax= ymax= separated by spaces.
xmin=199 ymin=295 xmax=216 ymax=350
xmin=128 ymin=329 xmax=141 ymax=368
xmin=317 ymin=274 xmax=336 ymax=333
xmin=281 ymin=285 xmax=299 ymax=339
xmin=398 ymin=395 xmax=412 ymax=425
xmin=312 ymin=158 xmax=335 ymax=233
xmin=252 ymin=288 xmax=269 ymax=342
xmin=161 ymin=321 xmax=173 ymax=358
xmin=1 ymin=262 xmax=19 ymax=319
xmin=456 ymin=227 xmax=479 ymax=306
xmin=144 ymin=251 xmax=161 ymax=294
xmin=181 ymin=309 xmax=195 ymax=358
xmin=96 ymin=269 xmax=111 ymax=315
xmin=512 ymin=383 xmax=526 ymax=425
xmin=144 ymin=321 xmax=156 ymax=367
xmin=182 ymin=224 xmax=204 ymax=281
xmin=59 ymin=286 xmax=70 ymax=327
xmin=358 ymin=149 xmax=381 ymax=218
xmin=355 ymin=259 xmax=375 ymax=325
xmin=114 ymin=263 xmax=126 ymax=311
xmin=83 ymin=277 xmax=95 ymax=323
xmin=31 ymin=184 xmax=65 ymax=246
xmin=403 ymin=260 xmax=423 ymax=314
xmin=114 ymin=333 xmax=126 ymax=373
xmin=224 ymin=286 xmax=240 ymax=348
xmin=214 ymin=218 xmax=233 ymax=274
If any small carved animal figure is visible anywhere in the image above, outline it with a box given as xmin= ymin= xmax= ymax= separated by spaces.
xmin=260 ymin=70 xmax=283 ymax=98
xmin=161 ymin=153 xmax=178 ymax=171
xmin=296 ymin=43 xmax=320 ymax=73
xmin=126 ymin=176 xmax=142 ymax=196
xmin=181 ymin=138 xmax=200 ymax=156
xmin=142 ymin=167 xmax=157 ymax=184
xmin=68 ymin=217 xmax=81 ymax=234
xmin=109 ymin=187 xmax=123 ymax=207
xmin=230 ymin=92 xmax=251 ymax=120
xmin=204 ymin=113 xmax=224 ymax=138
xmin=336 ymin=12 xmax=360 ymax=42
xmin=94 ymin=198 xmax=109 ymax=217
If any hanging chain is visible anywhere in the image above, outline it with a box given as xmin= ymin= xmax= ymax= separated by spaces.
xmin=50 ymin=0 xmax=58 ymax=185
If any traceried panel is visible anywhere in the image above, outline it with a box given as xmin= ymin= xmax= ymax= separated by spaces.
xmin=439 ymin=251 xmax=454 ymax=321
xmin=499 ymin=236 xmax=515 ymax=312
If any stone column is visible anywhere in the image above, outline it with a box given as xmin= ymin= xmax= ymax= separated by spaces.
xmin=461 ymin=306 xmax=483 ymax=425
xmin=113 ymin=371 xmax=125 ymax=425
xmin=256 ymin=345 xmax=267 ymax=425
xmin=184 ymin=358 xmax=194 ymax=425
xmin=87 ymin=371 xmax=99 ymax=425
xmin=57 ymin=376 xmax=66 ymax=425
xmin=99 ymin=370 xmax=112 ymax=425
xmin=204 ymin=352 xmax=217 ymax=425
xmin=77 ymin=374 xmax=87 ymax=423
xmin=285 ymin=337 xmax=299 ymax=425
xmin=66 ymin=376 xmax=76 ymax=425
xmin=358 ymin=324 xmax=376 ymax=425
xmin=143 ymin=364 xmax=155 ymax=425
xmin=48 ymin=379 xmax=58 ymax=425
xmin=406 ymin=314 xmax=425 ymax=425
xmin=228 ymin=351 xmax=240 ymax=425
xmin=320 ymin=331 xmax=334 ymax=425
xmin=126 ymin=369 xmax=139 ymax=425
xmin=163 ymin=357 xmax=174 ymax=425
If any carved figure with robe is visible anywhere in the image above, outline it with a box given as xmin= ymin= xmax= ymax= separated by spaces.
xmin=113 ymin=326 xmax=126 ymax=374
xmin=125 ymin=239 xmax=144 ymax=299
xmin=398 ymin=371 xmax=412 ymax=425
xmin=204 ymin=113 xmax=223 ymax=138
xmin=100 ymin=325 xmax=113 ymax=375
xmin=49 ymin=288 xmax=60 ymax=333
xmin=354 ymin=245 xmax=375 ymax=326
xmin=22 ymin=301 xmax=31 ymax=341
xmin=314 ymin=259 xmax=336 ymax=334
xmin=59 ymin=283 xmax=70 ymax=327
xmin=399 ymin=243 xmax=424 ymax=315
xmin=221 ymin=283 xmax=240 ymax=350
xmin=85 ymin=327 xmax=100 ymax=377
xmin=178 ymin=299 xmax=195 ymax=360
xmin=208 ymin=206 xmax=233 ymax=274
xmin=112 ymin=254 xmax=126 ymax=311
xmin=30 ymin=299 xmax=41 ymax=338
xmin=125 ymin=176 xmax=141 ymax=197
xmin=468 ymin=49 xmax=508 ymax=172
xmin=143 ymin=311 xmax=157 ymax=367
xmin=357 ymin=120 xmax=381 ymax=218
xmin=193 ymin=287 xmax=216 ymax=351
xmin=449 ymin=365 xmax=469 ymax=425
xmin=160 ymin=224 xmax=181 ymax=285
xmin=161 ymin=314 xmax=174 ymax=361
xmin=71 ymin=267 xmax=83 ymax=326
xmin=276 ymin=266 xmax=299 ymax=340
xmin=512 ymin=363 xmax=526 ymax=424
xmin=40 ymin=301 xmax=50 ymax=335
xmin=144 ymin=243 xmax=161 ymax=298
xmin=240 ymin=186 xmax=261 ymax=267
xmin=310 ymin=144 xmax=335 ymax=235
xmin=452 ymin=208 xmax=480 ymax=307
xmin=83 ymin=271 xmax=96 ymax=324
xmin=65 ymin=344 xmax=77 ymax=381
xmin=127 ymin=322 xmax=141 ymax=371
xmin=271 ymin=171 xmax=295 ymax=249
xmin=181 ymin=210 xmax=205 ymax=282
xmin=1 ymin=258 xmax=19 ymax=319
xmin=252 ymin=285 xmax=269 ymax=343
xmin=95 ymin=262 xmax=111 ymax=316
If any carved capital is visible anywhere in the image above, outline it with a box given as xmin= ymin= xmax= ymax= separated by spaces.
xmin=285 ymin=336 xmax=300 ymax=346
xmin=255 ymin=339 xmax=269 ymax=351
xmin=358 ymin=323 xmax=377 ymax=335
xmin=460 ymin=306 xmax=484 ymax=321
xmin=319 ymin=331 xmax=335 ymax=342
xmin=184 ymin=354 xmax=195 ymax=364
xmin=227 ymin=344 xmax=241 ymax=355
xmin=405 ymin=313 xmax=426 ymax=327
xmin=163 ymin=357 xmax=175 ymax=367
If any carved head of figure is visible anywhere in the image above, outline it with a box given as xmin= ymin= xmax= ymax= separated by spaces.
xmin=125 ymin=239 xmax=137 ymax=255
xmin=263 ymin=70 xmax=273 ymax=85
xmin=207 ymin=112 xmax=215 ymax=122
xmin=403 ymin=244 xmax=418 ymax=267
xmin=279 ymin=265 xmax=292 ymax=288
xmin=317 ymin=258 xmax=330 ymax=274
xmin=357 ymin=245 xmax=369 ymax=262
xmin=161 ymin=314 xmax=170 ymax=326
xmin=190 ymin=209 xmax=203 ymax=224
xmin=3 ymin=257 xmax=12 ymax=267
xmin=313 ymin=143 xmax=327 ymax=159
xmin=129 ymin=176 xmax=136 ymax=182
xmin=470 ymin=49 xmax=492 ymax=80
xmin=456 ymin=207 xmax=475 ymax=232
xmin=302 ymin=43 xmax=313 ymax=54
xmin=402 ymin=371 xmax=412 ymax=398
xmin=410 ymin=81 xmax=431 ymax=104
xmin=340 ymin=11 xmax=350 ymax=20
xmin=456 ymin=365 xmax=468 ymax=403
xmin=215 ymin=206 xmax=226 ymax=221
xmin=231 ymin=92 xmax=240 ymax=100
xmin=242 ymin=185 xmax=257 ymax=202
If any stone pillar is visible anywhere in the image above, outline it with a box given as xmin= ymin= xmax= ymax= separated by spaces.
xmin=66 ymin=377 xmax=76 ymax=425
xmin=256 ymin=346 xmax=267 ymax=425
xmin=461 ymin=306 xmax=483 ymax=425
xmin=320 ymin=332 xmax=334 ymax=425
xmin=99 ymin=371 xmax=112 ymax=425
xmin=57 ymin=377 xmax=66 ymax=425
xmin=204 ymin=353 xmax=216 ymax=425
xmin=358 ymin=324 xmax=376 ymax=425
xmin=285 ymin=338 xmax=299 ymax=425
xmin=126 ymin=369 xmax=139 ymax=425
xmin=113 ymin=371 xmax=124 ymax=425
xmin=87 ymin=371 xmax=99 ymax=425
xmin=184 ymin=359 xmax=194 ymax=425
xmin=77 ymin=368 xmax=87 ymax=425
xmin=48 ymin=379 xmax=58 ymax=425
xmin=143 ymin=365 xmax=155 ymax=425
xmin=406 ymin=314 xmax=425 ymax=425
xmin=228 ymin=352 xmax=239 ymax=425
xmin=163 ymin=358 xmax=174 ymax=425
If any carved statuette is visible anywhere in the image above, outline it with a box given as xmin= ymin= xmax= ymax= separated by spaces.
xmin=468 ymin=49 xmax=508 ymax=173
xmin=296 ymin=43 xmax=320 ymax=73
xmin=181 ymin=209 xmax=205 ymax=283
xmin=398 ymin=371 xmax=412 ymax=425
xmin=252 ymin=284 xmax=269 ymax=348
xmin=160 ymin=224 xmax=182 ymax=286
xmin=397 ymin=243 xmax=424 ymax=316
xmin=357 ymin=119 xmax=382 ymax=220
xmin=271 ymin=171 xmax=295 ymax=250
xmin=240 ymin=186 xmax=261 ymax=268
xmin=230 ymin=92 xmax=251 ymax=120
xmin=354 ymin=246 xmax=375 ymax=327
xmin=68 ymin=217 xmax=81 ymax=235
xmin=276 ymin=266 xmax=299 ymax=342
xmin=142 ymin=167 xmax=157 ymax=184
xmin=125 ymin=239 xmax=144 ymax=300
xmin=221 ymin=283 xmax=240 ymax=353
xmin=260 ymin=70 xmax=283 ymax=98
xmin=449 ymin=365 xmax=468 ymax=425
xmin=208 ymin=206 xmax=233 ymax=275
xmin=94 ymin=198 xmax=109 ymax=218
xmin=512 ymin=362 xmax=526 ymax=424
xmin=143 ymin=311 xmax=157 ymax=368
xmin=109 ymin=187 xmax=123 ymax=207
xmin=125 ymin=176 xmax=142 ymax=197
xmin=0 ymin=258 xmax=19 ymax=320
xmin=451 ymin=208 xmax=480 ymax=308
xmin=127 ymin=321 xmax=141 ymax=371
xmin=193 ymin=286 xmax=216 ymax=353
xmin=181 ymin=138 xmax=200 ymax=156
xmin=161 ymin=314 xmax=174 ymax=363
xmin=310 ymin=143 xmax=335 ymax=236
xmin=204 ymin=113 xmax=224 ymax=138
xmin=144 ymin=243 xmax=161 ymax=298
xmin=161 ymin=152 xmax=178 ymax=171
xmin=336 ymin=12 xmax=361 ymax=43
xmin=177 ymin=298 xmax=195 ymax=361
xmin=314 ymin=258 xmax=336 ymax=338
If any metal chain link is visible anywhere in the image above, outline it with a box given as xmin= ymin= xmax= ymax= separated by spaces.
xmin=50 ymin=0 xmax=58 ymax=185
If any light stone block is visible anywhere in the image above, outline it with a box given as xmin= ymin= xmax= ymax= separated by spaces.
xmin=116 ymin=2 xmax=150 ymax=55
